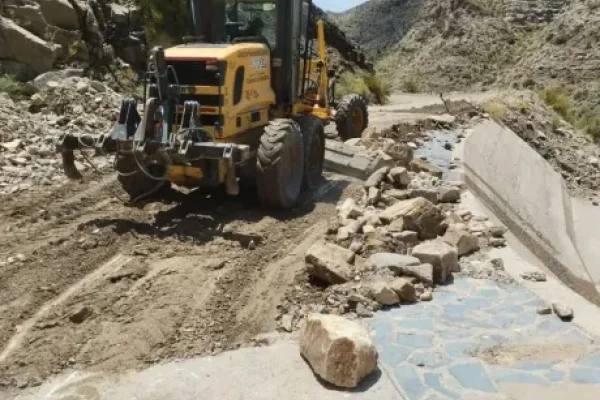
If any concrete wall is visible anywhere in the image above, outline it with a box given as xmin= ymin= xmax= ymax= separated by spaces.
xmin=463 ymin=120 xmax=600 ymax=303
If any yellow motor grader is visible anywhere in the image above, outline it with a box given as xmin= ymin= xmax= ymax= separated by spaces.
xmin=56 ymin=0 xmax=369 ymax=208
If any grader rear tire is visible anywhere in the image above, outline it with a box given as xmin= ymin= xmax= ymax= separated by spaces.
xmin=335 ymin=94 xmax=369 ymax=141
xmin=256 ymin=119 xmax=304 ymax=209
xmin=295 ymin=115 xmax=325 ymax=191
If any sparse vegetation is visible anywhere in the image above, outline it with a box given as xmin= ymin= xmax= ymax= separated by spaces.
xmin=0 ymin=75 xmax=23 ymax=95
xmin=402 ymin=79 xmax=419 ymax=94
xmin=483 ymin=102 xmax=508 ymax=118
xmin=538 ymin=85 xmax=573 ymax=122
xmin=577 ymin=109 xmax=600 ymax=141
xmin=336 ymin=71 xmax=390 ymax=105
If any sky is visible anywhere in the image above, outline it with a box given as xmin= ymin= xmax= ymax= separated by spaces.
xmin=314 ymin=0 xmax=369 ymax=12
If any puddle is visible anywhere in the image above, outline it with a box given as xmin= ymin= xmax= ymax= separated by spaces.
xmin=415 ymin=130 xmax=461 ymax=180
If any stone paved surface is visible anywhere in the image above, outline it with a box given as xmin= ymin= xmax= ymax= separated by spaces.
xmin=369 ymin=278 xmax=600 ymax=400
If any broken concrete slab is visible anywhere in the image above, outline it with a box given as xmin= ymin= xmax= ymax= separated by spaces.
xmin=412 ymin=239 xmax=458 ymax=283
xmin=305 ymin=242 xmax=354 ymax=284
xmin=324 ymin=140 xmax=394 ymax=181
xmin=390 ymin=278 xmax=417 ymax=303
xmin=300 ymin=314 xmax=378 ymax=388
xmin=367 ymin=253 xmax=420 ymax=275
xmin=380 ymin=197 xmax=444 ymax=239
xmin=368 ymin=281 xmax=400 ymax=306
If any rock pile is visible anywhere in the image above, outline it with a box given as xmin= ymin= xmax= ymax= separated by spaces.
xmin=277 ymin=147 xmax=512 ymax=332
xmin=0 ymin=75 xmax=119 ymax=195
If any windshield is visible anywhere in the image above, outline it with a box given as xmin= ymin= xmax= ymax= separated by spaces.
xmin=226 ymin=1 xmax=277 ymax=48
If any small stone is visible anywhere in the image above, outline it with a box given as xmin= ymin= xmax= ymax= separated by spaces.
xmin=367 ymin=187 xmax=382 ymax=205
xmin=488 ymin=238 xmax=507 ymax=248
xmin=412 ymin=238 xmax=459 ymax=283
xmin=521 ymin=271 xmax=547 ymax=282
xmin=69 ymin=306 xmax=92 ymax=324
xmin=438 ymin=186 xmax=460 ymax=203
xmin=420 ymin=290 xmax=433 ymax=301
xmin=248 ymin=240 xmax=256 ymax=250
xmin=362 ymin=224 xmax=376 ymax=234
xmin=336 ymin=227 xmax=350 ymax=242
xmin=0 ymin=139 xmax=22 ymax=152
xmin=368 ymin=280 xmax=400 ymax=306
xmin=300 ymin=314 xmax=378 ymax=388
xmin=444 ymin=142 xmax=453 ymax=150
xmin=488 ymin=224 xmax=508 ymax=238
xmin=443 ymin=226 xmax=480 ymax=256
xmin=489 ymin=258 xmax=504 ymax=271
xmin=390 ymin=278 xmax=417 ymax=302
xmin=338 ymin=198 xmax=364 ymax=220
xmin=349 ymin=240 xmax=364 ymax=254
xmin=356 ymin=303 xmax=373 ymax=318
xmin=388 ymin=218 xmax=405 ymax=233
xmin=365 ymin=167 xmax=390 ymax=189
xmin=552 ymin=303 xmax=574 ymax=320
xmin=393 ymin=230 xmax=419 ymax=245
xmin=386 ymin=189 xmax=410 ymax=200
xmin=536 ymin=306 xmax=553 ymax=315
xmin=388 ymin=167 xmax=411 ymax=187
xmin=281 ymin=314 xmax=293 ymax=332
xmin=589 ymin=157 xmax=599 ymax=168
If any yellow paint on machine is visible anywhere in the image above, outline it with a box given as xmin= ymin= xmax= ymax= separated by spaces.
xmin=168 ymin=165 xmax=203 ymax=183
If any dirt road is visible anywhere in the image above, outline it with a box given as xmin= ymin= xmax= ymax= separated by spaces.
xmin=0 ymin=164 xmax=355 ymax=389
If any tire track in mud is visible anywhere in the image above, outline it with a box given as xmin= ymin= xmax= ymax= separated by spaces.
xmin=0 ymin=174 xmax=357 ymax=389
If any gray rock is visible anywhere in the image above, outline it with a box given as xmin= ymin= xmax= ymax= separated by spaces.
xmin=488 ymin=237 xmax=507 ymax=248
xmin=69 ymin=306 xmax=92 ymax=324
xmin=365 ymin=166 xmax=390 ymax=188
xmin=0 ymin=17 xmax=57 ymax=75
xmin=368 ymin=280 xmax=400 ymax=306
xmin=0 ymin=139 xmax=21 ymax=152
xmin=443 ymin=226 xmax=480 ymax=256
xmin=412 ymin=239 xmax=458 ymax=284
xmin=300 ymin=314 xmax=378 ymax=388
xmin=536 ymin=306 xmax=553 ymax=315
xmin=588 ymin=157 xmax=599 ymax=168
xmin=393 ymin=230 xmax=419 ymax=245
xmin=37 ymin=0 xmax=79 ymax=31
xmin=368 ymin=253 xmax=420 ymax=275
xmin=438 ymin=186 xmax=460 ymax=203
xmin=338 ymin=198 xmax=364 ymax=220
xmin=388 ymin=166 xmax=410 ymax=187
xmin=488 ymin=224 xmax=508 ymax=238
xmin=420 ymin=290 xmax=433 ymax=301
xmin=521 ymin=270 xmax=547 ymax=282
xmin=552 ymin=303 xmax=574 ymax=320
xmin=349 ymin=240 xmax=364 ymax=254
xmin=305 ymin=242 xmax=354 ymax=285
xmin=409 ymin=158 xmax=443 ymax=178
xmin=386 ymin=189 xmax=410 ymax=200
xmin=362 ymin=224 xmax=376 ymax=235
xmin=356 ymin=303 xmax=373 ymax=318
xmin=387 ymin=218 xmax=405 ymax=233
xmin=281 ymin=314 xmax=293 ymax=332
xmin=367 ymin=186 xmax=381 ymax=205
xmin=390 ymin=278 xmax=417 ymax=302
xmin=410 ymin=188 xmax=439 ymax=204
xmin=402 ymin=263 xmax=434 ymax=285
xmin=489 ymin=258 xmax=505 ymax=271
xmin=380 ymin=197 xmax=444 ymax=240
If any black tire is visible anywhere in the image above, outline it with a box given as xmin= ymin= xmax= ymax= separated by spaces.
xmin=256 ymin=119 xmax=304 ymax=209
xmin=115 ymin=154 xmax=168 ymax=202
xmin=334 ymin=94 xmax=369 ymax=141
xmin=295 ymin=115 xmax=325 ymax=191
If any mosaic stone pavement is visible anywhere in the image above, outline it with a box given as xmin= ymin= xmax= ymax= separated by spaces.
xmin=369 ymin=278 xmax=600 ymax=400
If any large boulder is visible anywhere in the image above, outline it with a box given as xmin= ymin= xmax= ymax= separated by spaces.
xmin=300 ymin=314 xmax=378 ymax=388
xmin=305 ymin=242 xmax=354 ymax=284
xmin=390 ymin=278 xmax=417 ymax=302
xmin=379 ymin=197 xmax=444 ymax=239
xmin=36 ymin=0 xmax=79 ymax=31
xmin=4 ymin=4 xmax=48 ymax=37
xmin=0 ymin=17 xmax=57 ymax=76
xmin=412 ymin=239 xmax=458 ymax=283
xmin=368 ymin=253 xmax=420 ymax=274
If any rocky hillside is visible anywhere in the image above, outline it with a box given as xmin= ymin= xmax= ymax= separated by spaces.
xmin=333 ymin=0 xmax=600 ymax=123
xmin=0 ymin=0 xmax=146 ymax=80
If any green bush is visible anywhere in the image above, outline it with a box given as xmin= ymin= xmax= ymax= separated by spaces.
xmin=336 ymin=71 xmax=390 ymax=105
xmin=577 ymin=108 xmax=600 ymax=141
xmin=483 ymin=101 xmax=508 ymax=118
xmin=538 ymin=85 xmax=573 ymax=122
xmin=402 ymin=79 xmax=419 ymax=93
xmin=0 ymin=75 xmax=22 ymax=95
xmin=363 ymin=73 xmax=391 ymax=104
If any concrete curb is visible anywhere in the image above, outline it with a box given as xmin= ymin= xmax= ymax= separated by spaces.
xmin=463 ymin=120 xmax=600 ymax=304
